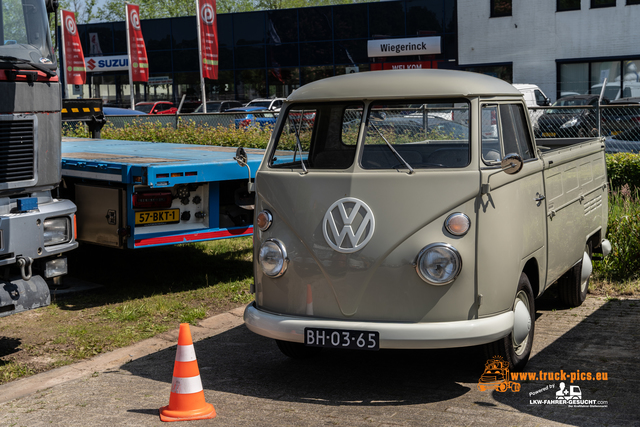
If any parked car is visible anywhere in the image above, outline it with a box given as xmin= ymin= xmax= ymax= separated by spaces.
xmin=535 ymin=94 xmax=609 ymax=138
xmin=135 ymin=101 xmax=178 ymax=115
xmin=244 ymin=98 xmax=285 ymax=111
xmin=194 ymin=100 xmax=243 ymax=113
xmin=233 ymin=111 xmax=278 ymax=129
xmin=103 ymin=107 xmax=148 ymax=115
xmin=602 ymin=97 xmax=640 ymax=137
xmin=604 ymin=126 xmax=640 ymax=153
xmin=513 ymin=84 xmax=550 ymax=108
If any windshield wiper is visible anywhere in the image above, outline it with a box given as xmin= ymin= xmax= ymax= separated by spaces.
xmin=288 ymin=113 xmax=308 ymax=174
xmin=368 ymin=120 xmax=415 ymax=175
xmin=0 ymin=55 xmax=56 ymax=77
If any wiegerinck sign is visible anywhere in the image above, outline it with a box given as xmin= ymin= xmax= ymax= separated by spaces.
xmin=367 ymin=36 xmax=441 ymax=58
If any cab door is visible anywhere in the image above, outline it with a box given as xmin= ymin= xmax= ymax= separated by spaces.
xmin=476 ymin=103 xmax=547 ymax=316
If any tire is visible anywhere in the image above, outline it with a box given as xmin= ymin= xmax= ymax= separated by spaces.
xmin=558 ymin=243 xmax=592 ymax=307
xmin=275 ymin=339 xmax=323 ymax=359
xmin=483 ymin=272 xmax=535 ymax=371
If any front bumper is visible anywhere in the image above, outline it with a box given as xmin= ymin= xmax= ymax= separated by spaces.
xmin=0 ymin=275 xmax=50 ymax=318
xmin=244 ymin=302 xmax=514 ymax=349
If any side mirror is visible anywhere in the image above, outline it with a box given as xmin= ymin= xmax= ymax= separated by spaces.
xmin=501 ymin=153 xmax=524 ymax=175
xmin=234 ymin=147 xmax=248 ymax=167
xmin=233 ymin=147 xmax=255 ymax=196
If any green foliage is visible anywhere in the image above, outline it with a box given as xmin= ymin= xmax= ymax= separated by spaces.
xmin=606 ymin=153 xmax=640 ymax=191
xmin=63 ymin=120 xmax=273 ymax=149
xmin=594 ymin=185 xmax=640 ymax=281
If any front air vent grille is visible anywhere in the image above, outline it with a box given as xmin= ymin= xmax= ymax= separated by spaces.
xmin=0 ymin=119 xmax=35 ymax=184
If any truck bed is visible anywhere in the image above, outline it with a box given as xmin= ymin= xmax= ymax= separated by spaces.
xmin=61 ymin=137 xmax=264 ymax=187
xmin=61 ymin=138 xmax=265 ymax=249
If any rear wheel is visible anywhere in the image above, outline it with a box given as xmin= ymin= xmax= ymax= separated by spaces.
xmin=558 ymin=243 xmax=592 ymax=307
xmin=484 ymin=272 xmax=535 ymax=371
xmin=275 ymin=340 xmax=323 ymax=359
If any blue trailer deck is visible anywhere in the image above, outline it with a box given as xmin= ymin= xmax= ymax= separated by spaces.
xmin=61 ymin=138 xmax=265 ymax=249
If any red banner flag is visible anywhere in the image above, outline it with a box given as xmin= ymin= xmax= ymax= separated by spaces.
xmin=197 ymin=0 xmax=219 ymax=80
xmin=126 ymin=4 xmax=149 ymax=82
xmin=60 ymin=10 xmax=86 ymax=85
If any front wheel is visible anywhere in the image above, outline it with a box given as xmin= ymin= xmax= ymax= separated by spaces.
xmin=484 ymin=272 xmax=535 ymax=371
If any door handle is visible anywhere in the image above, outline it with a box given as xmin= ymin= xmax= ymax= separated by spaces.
xmin=534 ymin=193 xmax=545 ymax=206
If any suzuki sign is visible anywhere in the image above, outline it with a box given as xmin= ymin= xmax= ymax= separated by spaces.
xmin=85 ymin=55 xmax=129 ymax=72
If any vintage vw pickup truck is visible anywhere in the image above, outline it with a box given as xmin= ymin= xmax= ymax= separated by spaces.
xmin=242 ymin=69 xmax=611 ymax=370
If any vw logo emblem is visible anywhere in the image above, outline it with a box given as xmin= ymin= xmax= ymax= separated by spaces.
xmin=130 ymin=9 xmax=141 ymax=30
xmin=323 ymin=197 xmax=375 ymax=253
xmin=65 ymin=16 xmax=76 ymax=35
xmin=201 ymin=4 xmax=215 ymax=25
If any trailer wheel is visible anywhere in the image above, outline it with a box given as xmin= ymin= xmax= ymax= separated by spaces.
xmin=275 ymin=340 xmax=323 ymax=359
xmin=558 ymin=243 xmax=592 ymax=307
xmin=484 ymin=272 xmax=535 ymax=371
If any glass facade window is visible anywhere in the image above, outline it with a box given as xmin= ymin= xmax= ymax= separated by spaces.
xmin=463 ymin=64 xmax=513 ymax=83
xmin=629 ymin=0 xmax=640 ymax=5
xmin=591 ymin=0 xmax=616 ymax=8
xmin=557 ymin=0 xmax=580 ymax=11
xmin=407 ymin=0 xmax=445 ymax=34
xmin=301 ymin=42 xmax=333 ymax=66
xmin=234 ymin=12 xmax=265 ymax=45
xmin=559 ymin=63 xmax=588 ymax=96
xmin=491 ymin=0 xmax=512 ymax=17
xmin=267 ymin=10 xmax=298 ymax=44
xmin=370 ymin=1 xmax=406 ymax=37
xmin=77 ymin=1 xmax=458 ymax=108
xmin=334 ymin=4 xmax=368 ymax=39
xmin=559 ymin=58 xmax=640 ymax=100
xmin=299 ymin=7 xmax=333 ymax=41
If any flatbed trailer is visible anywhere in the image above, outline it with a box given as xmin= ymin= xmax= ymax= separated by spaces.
xmin=60 ymin=137 xmax=263 ymax=249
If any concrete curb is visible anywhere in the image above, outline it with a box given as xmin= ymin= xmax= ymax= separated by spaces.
xmin=0 ymin=305 xmax=246 ymax=405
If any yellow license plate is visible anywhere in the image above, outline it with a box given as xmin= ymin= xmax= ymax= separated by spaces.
xmin=135 ymin=209 xmax=180 ymax=225
xmin=541 ymin=132 xmax=556 ymax=137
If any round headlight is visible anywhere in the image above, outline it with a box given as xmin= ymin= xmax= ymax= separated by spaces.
xmin=445 ymin=213 xmax=470 ymax=236
xmin=256 ymin=210 xmax=273 ymax=231
xmin=259 ymin=239 xmax=288 ymax=277
xmin=416 ymin=243 xmax=462 ymax=285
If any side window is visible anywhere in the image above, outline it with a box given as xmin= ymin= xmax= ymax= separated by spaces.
xmin=481 ymin=105 xmax=501 ymax=164
xmin=534 ymin=90 xmax=547 ymax=106
xmin=499 ymin=104 xmax=535 ymax=160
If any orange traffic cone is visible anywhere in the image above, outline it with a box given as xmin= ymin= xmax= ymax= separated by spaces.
xmin=159 ymin=323 xmax=216 ymax=422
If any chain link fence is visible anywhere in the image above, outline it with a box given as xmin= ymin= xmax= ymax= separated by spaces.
xmin=530 ymin=104 xmax=640 ymax=154
xmin=101 ymin=104 xmax=640 ymax=154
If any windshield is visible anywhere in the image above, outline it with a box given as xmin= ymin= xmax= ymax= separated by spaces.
xmin=247 ymin=100 xmax=271 ymax=108
xmin=545 ymin=98 xmax=592 ymax=114
xmin=361 ymin=100 xmax=470 ymax=169
xmin=269 ymin=102 xmax=363 ymax=169
xmin=0 ymin=0 xmax=55 ymax=69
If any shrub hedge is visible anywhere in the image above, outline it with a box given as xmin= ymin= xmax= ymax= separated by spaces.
xmin=606 ymin=153 xmax=640 ymax=191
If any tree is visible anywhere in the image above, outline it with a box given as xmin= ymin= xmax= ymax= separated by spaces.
xmin=93 ymin=0 xmax=377 ymax=22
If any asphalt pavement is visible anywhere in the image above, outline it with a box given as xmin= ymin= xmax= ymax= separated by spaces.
xmin=0 ymin=294 xmax=638 ymax=426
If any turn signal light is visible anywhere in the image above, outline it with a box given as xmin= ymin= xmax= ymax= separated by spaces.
xmin=133 ymin=191 xmax=173 ymax=209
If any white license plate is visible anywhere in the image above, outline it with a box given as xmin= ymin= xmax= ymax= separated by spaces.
xmin=304 ymin=328 xmax=379 ymax=351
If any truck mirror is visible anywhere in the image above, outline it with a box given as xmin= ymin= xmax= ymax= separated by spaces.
xmin=234 ymin=147 xmax=248 ymax=167
xmin=501 ymin=153 xmax=523 ymax=175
